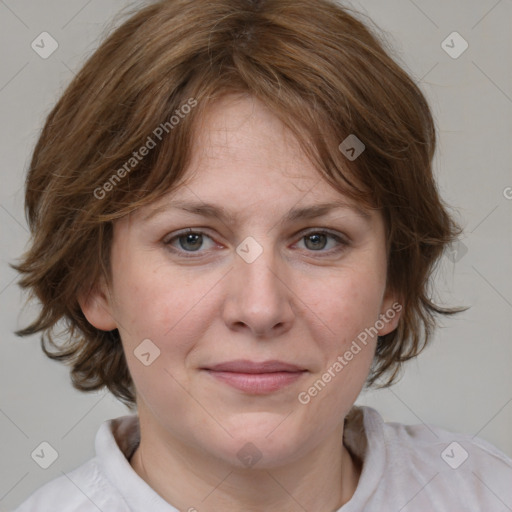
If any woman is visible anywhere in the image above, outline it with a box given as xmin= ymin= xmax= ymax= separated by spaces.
xmin=13 ymin=0 xmax=512 ymax=510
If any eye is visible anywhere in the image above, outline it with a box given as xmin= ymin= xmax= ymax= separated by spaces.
xmin=163 ymin=229 xmax=217 ymax=255
xmin=295 ymin=230 xmax=348 ymax=254
xmin=163 ymin=228 xmax=349 ymax=258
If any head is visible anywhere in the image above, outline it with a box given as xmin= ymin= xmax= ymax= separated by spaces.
xmin=15 ymin=0 xmax=462 ymax=466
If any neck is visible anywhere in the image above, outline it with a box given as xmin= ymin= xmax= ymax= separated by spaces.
xmin=130 ymin=419 xmax=361 ymax=512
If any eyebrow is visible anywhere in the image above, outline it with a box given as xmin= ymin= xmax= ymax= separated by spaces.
xmin=142 ymin=200 xmax=372 ymax=224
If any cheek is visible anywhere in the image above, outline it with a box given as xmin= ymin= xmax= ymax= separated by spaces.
xmin=293 ymin=266 xmax=384 ymax=408
xmin=304 ymin=267 xmax=385 ymax=347
xmin=295 ymin=273 xmax=382 ymax=425
xmin=110 ymin=261 xmax=216 ymax=405
xmin=110 ymin=256 xmax=220 ymax=360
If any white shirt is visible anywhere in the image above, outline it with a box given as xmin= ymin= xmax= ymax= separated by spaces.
xmin=13 ymin=406 xmax=512 ymax=511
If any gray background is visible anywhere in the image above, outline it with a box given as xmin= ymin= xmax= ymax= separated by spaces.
xmin=1 ymin=0 xmax=511 ymax=509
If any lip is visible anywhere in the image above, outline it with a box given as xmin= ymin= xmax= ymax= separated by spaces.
xmin=207 ymin=359 xmax=306 ymax=373
xmin=202 ymin=359 xmax=307 ymax=394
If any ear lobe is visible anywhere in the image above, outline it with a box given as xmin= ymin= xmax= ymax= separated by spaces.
xmin=377 ymin=291 xmax=403 ymax=336
xmin=77 ymin=279 xmax=117 ymax=331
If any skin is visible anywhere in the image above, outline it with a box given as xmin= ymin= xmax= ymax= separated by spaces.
xmin=80 ymin=94 xmax=401 ymax=511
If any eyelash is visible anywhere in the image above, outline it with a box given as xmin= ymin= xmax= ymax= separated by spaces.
xmin=162 ymin=228 xmax=350 ymax=258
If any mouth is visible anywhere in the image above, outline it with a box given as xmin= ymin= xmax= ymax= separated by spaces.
xmin=201 ymin=360 xmax=308 ymax=394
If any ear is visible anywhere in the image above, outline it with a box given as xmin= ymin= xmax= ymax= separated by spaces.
xmin=77 ymin=276 xmax=118 ymax=331
xmin=377 ymin=286 xmax=403 ymax=336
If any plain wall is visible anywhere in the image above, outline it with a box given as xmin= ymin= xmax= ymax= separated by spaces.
xmin=1 ymin=0 xmax=511 ymax=509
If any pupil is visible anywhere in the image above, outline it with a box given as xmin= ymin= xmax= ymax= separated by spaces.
xmin=180 ymin=233 xmax=202 ymax=251
xmin=306 ymin=233 xmax=326 ymax=250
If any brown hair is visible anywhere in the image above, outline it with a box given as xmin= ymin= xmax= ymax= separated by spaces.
xmin=14 ymin=0 xmax=464 ymax=409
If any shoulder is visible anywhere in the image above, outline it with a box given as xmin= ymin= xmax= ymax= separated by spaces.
xmin=349 ymin=406 xmax=512 ymax=511
xmin=12 ymin=416 xmax=137 ymax=512
xmin=12 ymin=457 xmax=127 ymax=512
xmin=378 ymin=406 xmax=512 ymax=472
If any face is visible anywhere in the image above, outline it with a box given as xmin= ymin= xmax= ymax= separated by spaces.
xmin=82 ymin=94 xmax=400 ymax=469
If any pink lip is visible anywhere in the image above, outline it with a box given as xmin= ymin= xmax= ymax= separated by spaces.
xmin=203 ymin=360 xmax=307 ymax=394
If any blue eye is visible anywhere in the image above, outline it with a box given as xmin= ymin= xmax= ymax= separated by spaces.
xmin=164 ymin=229 xmax=216 ymax=253
xmin=298 ymin=231 xmax=345 ymax=252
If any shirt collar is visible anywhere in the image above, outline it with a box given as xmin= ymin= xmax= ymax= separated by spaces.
xmin=95 ymin=414 xmax=179 ymax=511
xmin=95 ymin=406 xmax=385 ymax=511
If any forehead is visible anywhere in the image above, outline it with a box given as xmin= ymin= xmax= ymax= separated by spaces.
xmin=131 ymin=94 xmax=377 ymax=227
xmin=188 ymin=94 xmax=312 ymax=182
xmin=171 ymin=95 xmax=360 ymax=202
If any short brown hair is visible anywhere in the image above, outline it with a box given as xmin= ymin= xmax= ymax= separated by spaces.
xmin=14 ymin=0 xmax=464 ymax=408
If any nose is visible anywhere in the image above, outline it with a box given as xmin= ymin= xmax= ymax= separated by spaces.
xmin=222 ymin=242 xmax=295 ymax=338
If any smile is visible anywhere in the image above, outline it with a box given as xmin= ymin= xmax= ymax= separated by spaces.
xmin=202 ymin=360 xmax=308 ymax=394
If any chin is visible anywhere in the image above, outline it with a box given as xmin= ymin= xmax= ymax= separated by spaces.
xmin=208 ymin=415 xmax=311 ymax=469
